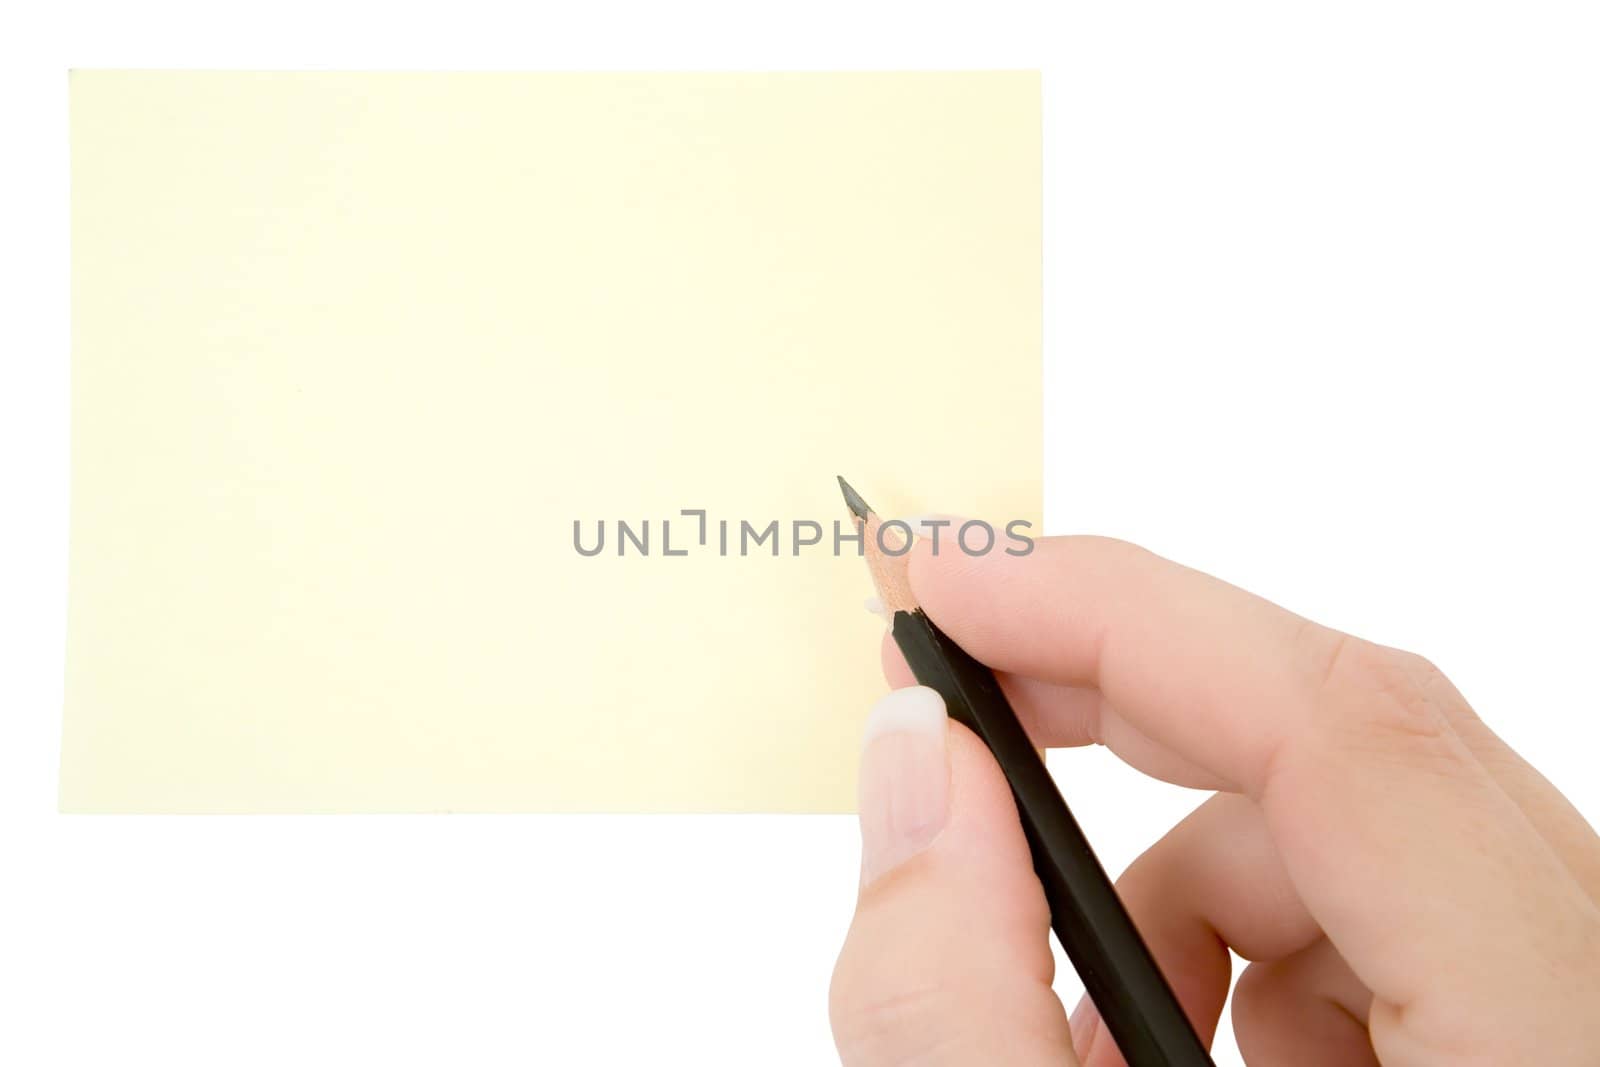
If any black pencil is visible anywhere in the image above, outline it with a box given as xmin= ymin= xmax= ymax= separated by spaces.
xmin=838 ymin=477 xmax=1214 ymax=1067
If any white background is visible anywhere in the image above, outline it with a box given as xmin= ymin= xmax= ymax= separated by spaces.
xmin=3 ymin=2 xmax=1597 ymax=1064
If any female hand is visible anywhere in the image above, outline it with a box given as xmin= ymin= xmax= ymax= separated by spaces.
xmin=829 ymin=536 xmax=1600 ymax=1065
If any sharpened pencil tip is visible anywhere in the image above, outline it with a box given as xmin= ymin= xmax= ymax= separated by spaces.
xmin=836 ymin=476 xmax=872 ymax=521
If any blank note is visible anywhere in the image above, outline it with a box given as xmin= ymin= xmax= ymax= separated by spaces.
xmin=63 ymin=71 xmax=1041 ymax=812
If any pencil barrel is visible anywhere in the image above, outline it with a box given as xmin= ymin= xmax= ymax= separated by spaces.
xmin=892 ymin=610 xmax=1215 ymax=1067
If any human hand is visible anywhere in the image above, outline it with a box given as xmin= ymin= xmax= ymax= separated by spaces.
xmin=829 ymin=536 xmax=1600 ymax=1065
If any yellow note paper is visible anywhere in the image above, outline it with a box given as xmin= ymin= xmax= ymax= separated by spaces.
xmin=63 ymin=72 xmax=1041 ymax=812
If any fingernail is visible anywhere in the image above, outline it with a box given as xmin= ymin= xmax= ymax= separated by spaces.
xmin=858 ymin=686 xmax=950 ymax=886
xmin=1069 ymin=995 xmax=1102 ymax=1059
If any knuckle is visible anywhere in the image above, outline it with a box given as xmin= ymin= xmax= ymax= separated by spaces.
xmin=828 ymin=952 xmax=954 ymax=1064
xmin=1389 ymin=648 xmax=1454 ymax=700
xmin=1097 ymin=535 xmax=1160 ymax=569
xmin=1231 ymin=958 xmax=1275 ymax=1008
xmin=1302 ymin=628 xmax=1454 ymax=749
xmin=1114 ymin=840 xmax=1181 ymax=914
xmin=1231 ymin=961 xmax=1300 ymax=1055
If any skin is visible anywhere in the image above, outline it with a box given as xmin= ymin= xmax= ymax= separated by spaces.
xmin=829 ymin=536 xmax=1600 ymax=1065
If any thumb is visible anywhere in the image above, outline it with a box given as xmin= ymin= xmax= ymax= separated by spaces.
xmin=829 ymin=686 xmax=1077 ymax=1066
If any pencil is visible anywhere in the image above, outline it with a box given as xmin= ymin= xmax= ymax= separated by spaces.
xmin=838 ymin=477 xmax=1214 ymax=1067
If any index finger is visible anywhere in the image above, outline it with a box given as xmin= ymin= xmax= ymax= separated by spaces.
xmin=908 ymin=536 xmax=1600 ymax=1057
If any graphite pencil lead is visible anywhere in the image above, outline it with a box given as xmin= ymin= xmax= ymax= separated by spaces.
xmin=836 ymin=476 xmax=872 ymax=522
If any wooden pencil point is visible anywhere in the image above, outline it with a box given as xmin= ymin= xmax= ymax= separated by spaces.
xmin=836 ymin=476 xmax=871 ymax=522
xmin=838 ymin=477 xmax=916 ymax=614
